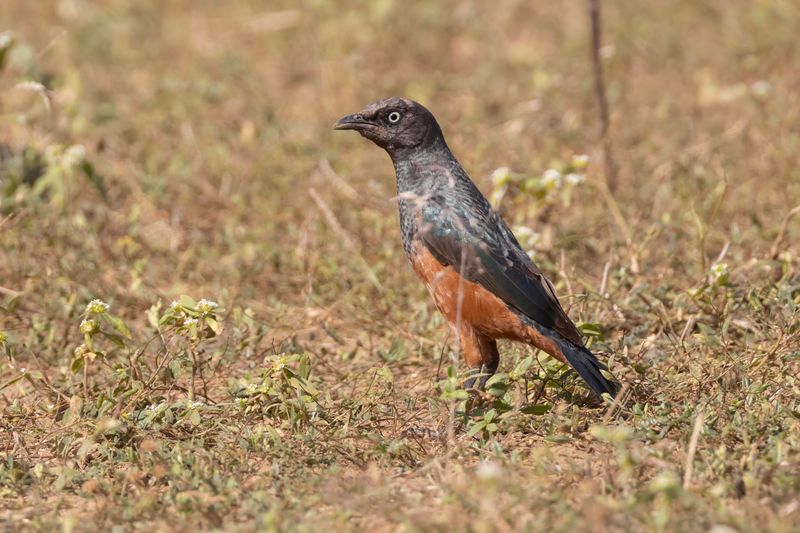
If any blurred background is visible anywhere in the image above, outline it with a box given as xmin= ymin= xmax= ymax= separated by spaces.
xmin=2 ymin=0 xmax=799 ymax=308
xmin=1 ymin=1 xmax=799 ymax=530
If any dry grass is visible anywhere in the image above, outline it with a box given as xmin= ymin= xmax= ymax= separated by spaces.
xmin=1 ymin=0 xmax=799 ymax=531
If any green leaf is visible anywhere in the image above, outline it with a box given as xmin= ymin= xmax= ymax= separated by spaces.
xmin=544 ymin=434 xmax=571 ymax=443
xmin=0 ymin=31 xmax=15 ymax=71
xmin=205 ymin=317 xmax=223 ymax=335
xmin=169 ymin=358 xmax=182 ymax=379
xmin=520 ymin=404 xmax=551 ymax=415
xmin=600 ymin=369 xmax=616 ymax=382
xmin=467 ymin=421 xmax=487 ymax=437
xmin=486 ymin=383 xmax=508 ymax=397
xmin=578 ymin=323 xmax=605 ymax=341
xmin=102 ymin=332 xmax=126 ymax=348
xmin=513 ymin=356 xmax=533 ymax=375
xmin=0 ymin=374 xmax=24 ymax=391
xmin=81 ymin=160 xmax=107 ymax=200
xmin=450 ymin=390 xmax=469 ymax=400
xmin=179 ymin=295 xmax=197 ymax=308
xmin=266 ymin=425 xmax=282 ymax=446
xmin=71 ymin=355 xmax=85 ymax=374
xmin=485 ymin=373 xmax=509 ymax=387
xmin=294 ymin=377 xmax=318 ymax=397
xmin=146 ymin=303 xmax=161 ymax=329
xmin=589 ymin=424 xmax=635 ymax=444
xmin=377 ymin=366 xmax=394 ymax=384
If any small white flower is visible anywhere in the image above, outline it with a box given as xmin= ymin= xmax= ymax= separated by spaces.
xmin=170 ymin=300 xmax=181 ymax=309
xmin=571 ymin=154 xmax=590 ymax=169
xmin=245 ymin=383 xmax=258 ymax=394
xmin=80 ymin=319 xmax=97 ymax=334
xmin=490 ymin=167 xmax=512 ymax=186
xmin=274 ymin=356 xmax=289 ymax=370
xmin=564 ymin=173 xmax=585 ymax=186
xmin=0 ymin=31 xmax=14 ymax=49
xmin=710 ymin=263 xmax=727 ymax=278
xmin=514 ymin=225 xmax=535 ymax=240
xmin=184 ymin=318 xmax=198 ymax=327
xmin=750 ymin=80 xmax=771 ymax=98
xmin=514 ymin=226 xmax=541 ymax=248
xmin=542 ymin=168 xmax=561 ymax=188
xmin=62 ymin=144 xmax=86 ymax=169
xmin=85 ymin=299 xmax=110 ymax=315
xmin=196 ymin=299 xmax=218 ymax=316
xmin=145 ymin=402 xmax=167 ymax=413
xmin=489 ymin=185 xmax=507 ymax=207
xmin=709 ymin=263 xmax=729 ymax=285
xmin=476 ymin=460 xmax=502 ymax=480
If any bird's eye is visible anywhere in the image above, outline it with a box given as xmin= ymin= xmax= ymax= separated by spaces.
xmin=387 ymin=111 xmax=402 ymax=124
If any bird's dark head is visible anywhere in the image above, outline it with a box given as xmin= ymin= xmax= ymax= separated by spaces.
xmin=334 ymin=97 xmax=446 ymax=157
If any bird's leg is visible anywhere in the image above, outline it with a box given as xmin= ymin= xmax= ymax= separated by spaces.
xmin=459 ymin=325 xmax=484 ymax=390
xmin=477 ymin=336 xmax=499 ymax=390
xmin=460 ymin=328 xmax=499 ymax=391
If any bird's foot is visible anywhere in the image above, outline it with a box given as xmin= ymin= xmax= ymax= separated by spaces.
xmin=463 ymin=365 xmax=492 ymax=391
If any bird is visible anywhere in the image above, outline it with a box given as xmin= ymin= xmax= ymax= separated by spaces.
xmin=334 ymin=97 xmax=619 ymax=398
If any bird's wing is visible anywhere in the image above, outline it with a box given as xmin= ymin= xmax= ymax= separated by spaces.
xmin=418 ymin=196 xmax=583 ymax=345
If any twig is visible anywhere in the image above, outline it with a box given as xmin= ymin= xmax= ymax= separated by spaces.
xmin=588 ymin=0 xmax=618 ymax=192
xmin=769 ymin=204 xmax=800 ymax=259
xmin=683 ymin=408 xmax=705 ymax=489
xmin=189 ymin=345 xmax=198 ymax=402
xmin=309 ymin=187 xmax=383 ymax=291
xmin=601 ymin=382 xmax=629 ymax=424
xmin=435 ymin=337 xmax=449 ymax=382
xmin=598 ymin=260 xmax=611 ymax=297
xmin=0 ymin=285 xmax=22 ymax=298
xmin=0 ymin=213 xmax=14 ymax=229
xmin=692 ymin=176 xmax=729 ymax=272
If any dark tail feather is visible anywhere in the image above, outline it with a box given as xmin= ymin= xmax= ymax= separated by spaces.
xmin=559 ymin=341 xmax=620 ymax=398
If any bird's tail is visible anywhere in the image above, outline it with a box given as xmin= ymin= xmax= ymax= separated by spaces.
xmin=557 ymin=340 xmax=620 ymax=398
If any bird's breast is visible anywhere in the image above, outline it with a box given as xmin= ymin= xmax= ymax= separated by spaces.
xmin=407 ymin=243 xmax=539 ymax=340
xmin=397 ymin=197 xmax=419 ymax=258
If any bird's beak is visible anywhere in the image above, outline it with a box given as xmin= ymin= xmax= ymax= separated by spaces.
xmin=333 ymin=113 xmax=371 ymax=131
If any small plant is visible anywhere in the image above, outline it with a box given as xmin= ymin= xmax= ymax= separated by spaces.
xmin=0 ymin=31 xmax=15 ymax=71
xmin=1 ymin=143 xmax=105 ymax=214
xmin=489 ymin=154 xmax=590 ymax=215
xmin=157 ymin=295 xmax=224 ymax=401
xmin=71 ymin=299 xmax=132 ymax=393
xmin=233 ymin=353 xmax=321 ymax=431
xmin=0 ymin=329 xmax=9 ymax=360
xmin=466 ymin=407 xmax=500 ymax=438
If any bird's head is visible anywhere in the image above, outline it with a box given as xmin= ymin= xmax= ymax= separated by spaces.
xmin=334 ymin=97 xmax=445 ymax=156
